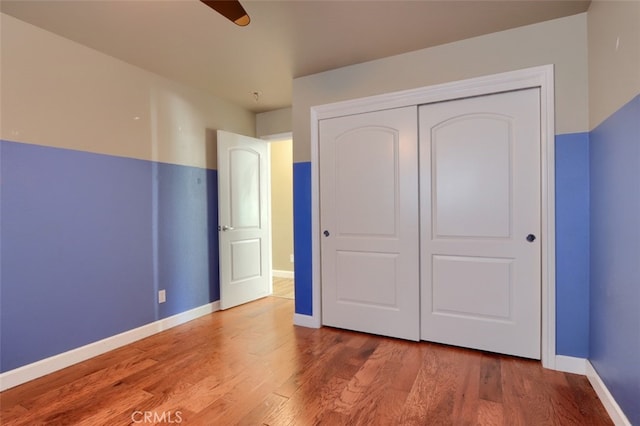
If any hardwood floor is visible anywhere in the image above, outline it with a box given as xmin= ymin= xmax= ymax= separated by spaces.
xmin=0 ymin=297 xmax=612 ymax=425
xmin=272 ymin=277 xmax=294 ymax=299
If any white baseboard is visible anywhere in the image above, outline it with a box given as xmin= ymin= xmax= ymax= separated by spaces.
xmin=293 ymin=313 xmax=321 ymax=328
xmin=554 ymin=355 xmax=587 ymax=375
xmin=273 ymin=270 xmax=294 ymax=279
xmin=0 ymin=301 xmax=220 ymax=392
xmin=586 ymin=361 xmax=632 ymax=426
xmin=543 ymin=356 xmax=630 ymax=425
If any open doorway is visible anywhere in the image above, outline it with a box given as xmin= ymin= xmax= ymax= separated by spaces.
xmin=266 ymin=136 xmax=294 ymax=300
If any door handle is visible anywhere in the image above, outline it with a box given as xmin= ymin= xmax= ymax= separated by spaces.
xmin=526 ymin=234 xmax=536 ymax=242
xmin=323 ymin=230 xmax=330 ymax=237
xmin=219 ymin=225 xmax=235 ymax=231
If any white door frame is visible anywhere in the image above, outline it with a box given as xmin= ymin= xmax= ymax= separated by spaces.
xmin=307 ymin=65 xmax=557 ymax=369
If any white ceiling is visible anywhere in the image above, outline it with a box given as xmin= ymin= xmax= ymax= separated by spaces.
xmin=1 ymin=0 xmax=590 ymax=113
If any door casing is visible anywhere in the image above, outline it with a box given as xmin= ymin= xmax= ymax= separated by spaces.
xmin=306 ymin=65 xmax=557 ymax=369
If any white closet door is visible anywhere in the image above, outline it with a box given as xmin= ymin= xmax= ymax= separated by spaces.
xmin=320 ymin=106 xmax=420 ymax=341
xmin=419 ymin=89 xmax=541 ymax=359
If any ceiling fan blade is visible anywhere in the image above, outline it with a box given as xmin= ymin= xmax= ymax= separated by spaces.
xmin=201 ymin=0 xmax=251 ymax=27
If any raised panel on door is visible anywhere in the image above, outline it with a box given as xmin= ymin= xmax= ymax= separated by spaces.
xmin=230 ymin=238 xmax=262 ymax=282
xmin=432 ymin=115 xmax=512 ymax=238
xmin=320 ymin=106 xmax=419 ymax=341
xmin=420 ymin=89 xmax=541 ymax=359
xmin=229 ymin=148 xmax=261 ymax=229
xmin=334 ymin=128 xmax=399 ymax=238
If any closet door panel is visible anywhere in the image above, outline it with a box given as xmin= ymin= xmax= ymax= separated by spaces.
xmin=420 ymin=89 xmax=541 ymax=359
xmin=320 ymin=106 xmax=419 ymax=341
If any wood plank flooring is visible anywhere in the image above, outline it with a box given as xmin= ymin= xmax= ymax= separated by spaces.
xmin=272 ymin=277 xmax=294 ymax=299
xmin=0 ymin=297 xmax=612 ymax=425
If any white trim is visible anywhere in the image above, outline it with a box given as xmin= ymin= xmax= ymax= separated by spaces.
xmin=310 ymin=110 xmax=322 ymax=328
xmin=293 ymin=313 xmax=321 ymax=328
xmin=267 ymin=142 xmax=274 ymax=295
xmin=310 ymin=65 xmax=556 ymax=368
xmin=587 ymin=361 xmax=632 ymax=426
xmin=273 ymin=269 xmax=294 ymax=279
xmin=313 ymin=66 xmax=554 ymax=120
xmin=539 ymin=67 xmax=557 ymax=370
xmin=554 ymin=355 xmax=587 ymax=375
xmin=261 ymin=131 xmax=294 ymax=291
xmin=0 ymin=301 xmax=220 ymax=392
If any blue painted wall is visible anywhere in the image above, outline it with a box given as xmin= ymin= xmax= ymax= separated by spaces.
xmin=589 ymin=95 xmax=640 ymax=425
xmin=555 ymin=133 xmax=590 ymax=358
xmin=155 ymin=163 xmax=219 ymax=318
xmin=0 ymin=141 xmax=220 ymax=372
xmin=293 ymin=162 xmax=312 ymax=316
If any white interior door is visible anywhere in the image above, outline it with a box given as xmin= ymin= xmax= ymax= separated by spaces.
xmin=419 ymin=89 xmax=541 ymax=359
xmin=218 ymin=130 xmax=271 ymax=310
xmin=320 ymin=107 xmax=420 ymax=341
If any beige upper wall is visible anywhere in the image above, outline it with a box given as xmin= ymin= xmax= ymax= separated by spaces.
xmin=0 ymin=13 xmax=255 ymax=169
xmin=270 ymin=139 xmax=294 ymax=271
xmin=588 ymin=0 xmax=640 ymax=129
xmin=293 ymin=13 xmax=588 ymax=162
xmin=256 ymin=107 xmax=292 ymax=138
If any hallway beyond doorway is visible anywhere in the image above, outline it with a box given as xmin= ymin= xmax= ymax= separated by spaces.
xmin=273 ymin=277 xmax=294 ymax=299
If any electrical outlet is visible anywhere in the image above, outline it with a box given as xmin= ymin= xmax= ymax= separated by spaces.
xmin=158 ymin=289 xmax=166 ymax=304
xmin=290 ymin=254 xmax=294 ymax=263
